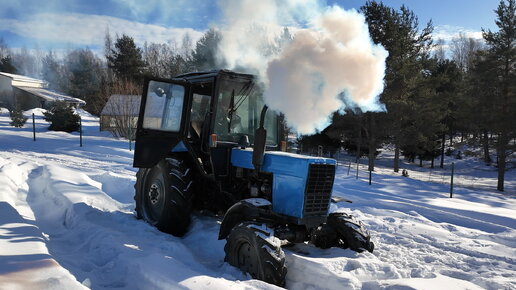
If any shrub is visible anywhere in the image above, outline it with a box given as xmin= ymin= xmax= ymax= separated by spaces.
xmin=9 ymin=109 xmax=28 ymax=127
xmin=43 ymin=101 xmax=80 ymax=132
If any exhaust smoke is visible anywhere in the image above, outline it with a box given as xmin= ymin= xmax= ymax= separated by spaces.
xmin=216 ymin=0 xmax=388 ymax=134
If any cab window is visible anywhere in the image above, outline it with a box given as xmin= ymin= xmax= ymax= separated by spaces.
xmin=143 ymin=81 xmax=185 ymax=132
xmin=190 ymin=93 xmax=211 ymax=138
xmin=214 ymin=79 xmax=278 ymax=146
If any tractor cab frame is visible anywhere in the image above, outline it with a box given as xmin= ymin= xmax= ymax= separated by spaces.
xmin=134 ymin=70 xmax=281 ymax=173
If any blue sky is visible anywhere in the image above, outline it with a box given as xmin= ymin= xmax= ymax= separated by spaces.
xmin=0 ymin=0 xmax=501 ymax=52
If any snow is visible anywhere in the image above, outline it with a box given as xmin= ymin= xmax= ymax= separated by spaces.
xmin=0 ymin=107 xmax=515 ymax=289
xmin=23 ymin=107 xmax=47 ymax=117
xmin=244 ymin=198 xmax=272 ymax=207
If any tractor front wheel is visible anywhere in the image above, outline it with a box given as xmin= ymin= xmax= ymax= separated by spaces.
xmin=327 ymin=212 xmax=374 ymax=253
xmin=224 ymin=222 xmax=287 ymax=286
xmin=134 ymin=158 xmax=194 ymax=236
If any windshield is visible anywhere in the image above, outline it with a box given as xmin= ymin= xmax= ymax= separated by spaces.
xmin=214 ymin=79 xmax=278 ymax=146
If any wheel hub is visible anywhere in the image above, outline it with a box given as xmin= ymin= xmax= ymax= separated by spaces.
xmin=148 ymin=183 xmax=161 ymax=205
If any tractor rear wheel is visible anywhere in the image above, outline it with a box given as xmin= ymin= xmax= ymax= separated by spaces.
xmin=134 ymin=158 xmax=194 ymax=236
xmin=224 ymin=222 xmax=287 ymax=286
xmin=327 ymin=212 xmax=374 ymax=253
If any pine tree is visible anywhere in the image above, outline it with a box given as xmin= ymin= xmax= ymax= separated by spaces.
xmin=481 ymin=0 xmax=516 ymax=191
xmin=360 ymin=1 xmax=433 ymax=172
xmin=468 ymin=50 xmax=498 ymax=165
xmin=65 ymin=48 xmax=104 ymax=114
xmin=430 ymin=59 xmax=464 ymax=167
xmin=191 ymin=29 xmax=223 ymax=71
xmin=43 ymin=101 xmax=80 ymax=132
xmin=0 ymin=39 xmax=17 ymax=74
xmin=327 ymin=109 xmax=365 ymax=159
xmin=327 ymin=109 xmax=388 ymax=170
xmin=107 ymin=34 xmax=146 ymax=83
xmin=9 ymin=109 xmax=27 ymax=127
xmin=0 ymin=38 xmax=8 ymax=59
xmin=0 ymin=55 xmax=17 ymax=74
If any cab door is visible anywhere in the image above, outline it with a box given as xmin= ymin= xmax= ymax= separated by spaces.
xmin=133 ymin=78 xmax=191 ymax=168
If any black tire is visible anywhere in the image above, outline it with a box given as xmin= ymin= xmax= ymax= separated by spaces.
xmin=327 ymin=212 xmax=374 ymax=253
xmin=225 ymin=222 xmax=287 ymax=286
xmin=311 ymin=223 xmax=338 ymax=249
xmin=134 ymin=158 xmax=194 ymax=236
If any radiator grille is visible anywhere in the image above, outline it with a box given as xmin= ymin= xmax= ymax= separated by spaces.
xmin=303 ymin=164 xmax=335 ymax=216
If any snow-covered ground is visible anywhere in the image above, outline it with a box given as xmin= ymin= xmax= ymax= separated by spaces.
xmin=0 ymin=108 xmax=514 ymax=290
xmin=333 ymin=143 xmax=516 ymax=194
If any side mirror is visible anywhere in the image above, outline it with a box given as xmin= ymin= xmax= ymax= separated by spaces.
xmin=154 ymin=87 xmax=165 ymax=97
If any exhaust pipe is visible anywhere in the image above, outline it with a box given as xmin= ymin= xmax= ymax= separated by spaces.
xmin=252 ymin=105 xmax=268 ymax=172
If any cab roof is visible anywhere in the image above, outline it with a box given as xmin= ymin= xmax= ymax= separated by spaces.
xmin=174 ymin=69 xmax=255 ymax=82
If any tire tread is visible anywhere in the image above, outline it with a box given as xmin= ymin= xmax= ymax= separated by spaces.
xmin=134 ymin=158 xmax=194 ymax=236
xmin=224 ymin=222 xmax=287 ymax=286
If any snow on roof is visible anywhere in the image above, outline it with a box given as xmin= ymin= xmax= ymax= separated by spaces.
xmin=0 ymin=72 xmax=45 ymax=85
xmin=14 ymin=86 xmax=86 ymax=105
xmin=101 ymin=94 xmax=141 ymax=116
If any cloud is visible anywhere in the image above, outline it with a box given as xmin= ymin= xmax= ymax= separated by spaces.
xmin=0 ymin=12 xmax=204 ymax=49
xmin=111 ymin=0 xmax=217 ymax=28
xmin=433 ymin=25 xmax=483 ymax=41
xmin=111 ymin=0 xmax=214 ymax=27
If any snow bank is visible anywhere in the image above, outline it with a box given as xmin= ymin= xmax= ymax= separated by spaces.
xmin=0 ymin=160 xmax=87 ymax=290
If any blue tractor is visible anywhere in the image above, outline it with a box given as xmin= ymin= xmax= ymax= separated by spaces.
xmin=133 ymin=70 xmax=374 ymax=286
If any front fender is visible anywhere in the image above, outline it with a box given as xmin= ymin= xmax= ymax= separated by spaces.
xmin=218 ymin=198 xmax=275 ymax=240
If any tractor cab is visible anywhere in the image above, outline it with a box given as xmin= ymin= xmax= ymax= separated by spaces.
xmin=134 ymin=70 xmax=281 ymax=179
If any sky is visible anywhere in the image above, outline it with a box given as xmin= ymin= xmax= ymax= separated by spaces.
xmin=0 ymin=0 xmax=502 ymax=54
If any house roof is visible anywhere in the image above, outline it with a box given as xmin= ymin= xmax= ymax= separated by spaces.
xmin=14 ymin=86 xmax=86 ymax=105
xmin=101 ymin=94 xmax=141 ymax=116
xmin=0 ymin=72 xmax=46 ymax=85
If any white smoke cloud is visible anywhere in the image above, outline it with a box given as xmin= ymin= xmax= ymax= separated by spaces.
xmin=216 ymin=0 xmax=388 ymax=134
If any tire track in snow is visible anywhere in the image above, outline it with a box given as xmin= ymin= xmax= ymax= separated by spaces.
xmin=22 ymin=164 xmax=274 ymax=289
xmin=0 ymin=160 xmax=88 ymax=290
xmin=18 ymin=161 xmax=384 ymax=289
